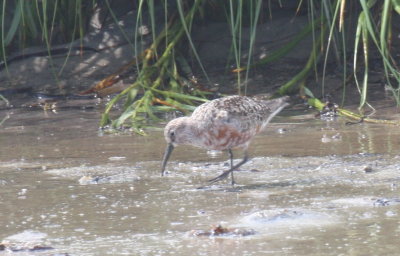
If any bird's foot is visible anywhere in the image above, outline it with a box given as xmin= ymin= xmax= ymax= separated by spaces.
xmin=208 ymin=169 xmax=233 ymax=184
xmin=208 ymin=156 xmax=247 ymax=186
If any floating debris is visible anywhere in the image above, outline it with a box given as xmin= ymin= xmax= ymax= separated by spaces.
xmin=78 ymin=175 xmax=110 ymax=185
xmin=373 ymin=198 xmax=400 ymax=207
xmin=0 ymin=243 xmax=54 ymax=252
xmin=364 ymin=166 xmax=374 ymax=173
xmin=190 ymin=225 xmax=256 ymax=237
xmin=108 ymin=156 xmax=127 ymax=161
xmin=316 ymin=100 xmax=339 ymax=120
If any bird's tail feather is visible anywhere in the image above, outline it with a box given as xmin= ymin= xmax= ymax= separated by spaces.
xmin=261 ymin=96 xmax=289 ymax=129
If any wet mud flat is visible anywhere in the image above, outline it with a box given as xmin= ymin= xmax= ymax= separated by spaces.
xmin=1 ymin=106 xmax=400 ymax=255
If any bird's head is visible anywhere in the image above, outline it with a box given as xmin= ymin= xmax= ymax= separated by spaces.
xmin=161 ymin=117 xmax=194 ymax=176
xmin=163 ymin=117 xmax=194 ymax=146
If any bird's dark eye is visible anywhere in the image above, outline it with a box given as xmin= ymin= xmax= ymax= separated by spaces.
xmin=170 ymin=130 xmax=175 ymax=139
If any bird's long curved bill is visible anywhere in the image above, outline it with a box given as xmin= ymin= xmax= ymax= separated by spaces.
xmin=161 ymin=143 xmax=174 ymax=176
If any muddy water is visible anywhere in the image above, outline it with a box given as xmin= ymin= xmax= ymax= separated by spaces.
xmin=1 ymin=104 xmax=400 ymax=255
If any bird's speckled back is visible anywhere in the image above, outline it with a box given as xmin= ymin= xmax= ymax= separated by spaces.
xmin=191 ymin=95 xmax=289 ymax=133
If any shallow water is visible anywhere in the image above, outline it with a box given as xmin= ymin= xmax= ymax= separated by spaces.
xmin=1 ymin=103 xmax=400 ymax=255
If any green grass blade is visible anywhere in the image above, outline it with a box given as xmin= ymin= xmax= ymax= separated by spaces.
xmin=105 ymin=0 xmax=134 ymax=51
xmin=359 ymin=0 xmax=379 ymax=45
xmin=276 ymin=33 xmax=321 ymax=95
xmin=147 ymin=0 xmax=157 ymax=55
xmin=134 ymin=0 xmax=144 ymax=56
xmin=4 ymin=0 xmax=22 ymax=45
xmin=0 ymin=93 xmax=9 ymax=106
xmin=164 ymin=98 xmax=197 ymax=111
xmin=353 ymin=14 xmax=363 ymax=100
xmin=153 ymin=88 xmax=209 ymax=103
xmin=241 ymin=16 xmax=320 ymax=71
xmin=321 ymin=0 xmax=341 ymax=98
xmin=380 ymin=0 xmax=391 ymax=87
xmin=57 ymin=0 xmax=77 ymax=75
xmin=115 ymin=101 xmax=140 ymax=128
xmin=340 ymin=16 xmax=348 ymax=106
xmin=49 ymin=0 xmax=58 ymax=42
xmin=1 ymin=0 xmax=9 ymax=73
xmin=360 ymin=25 xmax=369 ymax=110
xmin=359 ymin=0 xmax=400 ymax=106
xmin=226 ymin=0 xmax=243 ymax=93
xmin=393 ymin=0 xmax=400 ymax=14
xmin=176 ymin=0 xmax=210 ymax=83
xmin=23 ymin=1 xmax=39 ymax=39
xmin=244 ymin=0 xmax=262 ymax=95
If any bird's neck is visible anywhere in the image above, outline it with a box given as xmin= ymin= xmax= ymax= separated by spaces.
xmin=180 ymin=119 xmax=202 ymax=147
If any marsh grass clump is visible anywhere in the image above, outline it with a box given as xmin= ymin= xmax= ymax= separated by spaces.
xmin=1 ymin=1 xmax=400 ymax=132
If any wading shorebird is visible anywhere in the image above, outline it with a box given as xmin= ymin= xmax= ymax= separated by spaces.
xmin=161 ymin=95 xmax=289 ymax=185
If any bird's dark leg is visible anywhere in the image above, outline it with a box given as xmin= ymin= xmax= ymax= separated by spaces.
xmin=228 ymin=149 xmax=235 ymax=185
xmin=228 ymin=149 xmax=234 ymax=167
xmin=209 ymin=150 xmax=248 ymax=184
